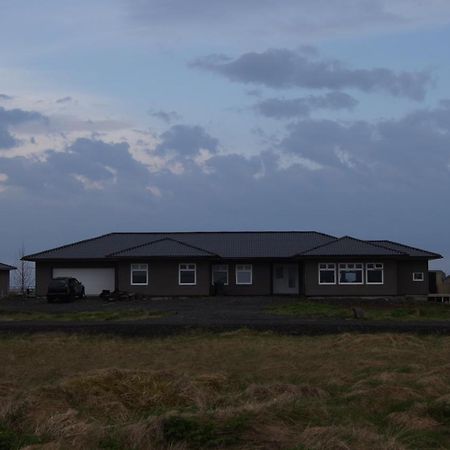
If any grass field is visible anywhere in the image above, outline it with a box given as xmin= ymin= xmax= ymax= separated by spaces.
xmin=270 ymin=301 xmax=450 ymax=321
xmin=1 ymin=332 xmax=450 ymax=449
xmin=0 ymin=309 xmax=166 ymax=322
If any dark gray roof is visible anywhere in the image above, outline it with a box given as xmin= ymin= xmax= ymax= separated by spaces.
xmin=0 ymin=263 xmax=16 ymax=271
xmin=24 ymin=231 xmax=336 ymax=260
xmin=110 ymin=238 xmax=218 ymax=258
xmin=23 ymin=231 xmax=442 ymax=261
xmin=300 ymin=236 xmax=408 ymax=257
xmin=368 ymin=240 xmax=441 ymax=258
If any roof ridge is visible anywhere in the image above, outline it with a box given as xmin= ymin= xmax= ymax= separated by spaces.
xmin=297 ymin=235 xmax=407 ymax=256
xmin=370 ymin=239 xmax=442 ymax=258
xmin=108 ymin=237 xmax=218 ymax=257
xmin=106 ymin=230 xmax=336 ymax=236
xmin=22 ymin=232 xmax=115 ymax=261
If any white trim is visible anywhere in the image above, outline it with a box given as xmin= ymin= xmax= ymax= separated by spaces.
xmin=130 ymin=263 xmax=148 ymax=286
xmin=318 ymin=263 xmax=336 ymax=285
xmin=235 ymin=264 xmax=253 ymax=285
xmin=179 ymin=263 xmax=197 ymax=285
xmin=413 ymin=272 xmax=424 ymax=282
xmin=366 ymin=263 xmax=384 ymax=285
xmin=211 ymin=264 xmax=229 ymax=286
xmin=338 ymin=263 xmax=364 ymax=285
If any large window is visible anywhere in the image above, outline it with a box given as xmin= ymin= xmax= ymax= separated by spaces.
xmin=413 ymin=272 xmax=424 ymax=282
xmin=339 ymin=263 xmax=363 ymax=284
xmin=236 ymin=264 xmax=253 ymax=285
xmin=366 ymin=263 xmax=384 ymax=285
xmin=319 ymin=263 xmax=336 ymax=285
xmin=179 ymin=263 xmax=196 ymax=285
xmin=131 ymin=264 xmax=148 ymax=285
xmin=212 ymin=264 xmax=228 ymax=285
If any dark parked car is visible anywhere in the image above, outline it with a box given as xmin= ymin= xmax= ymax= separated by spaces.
xmin=47 ymin=277 xmax=85 ymax=302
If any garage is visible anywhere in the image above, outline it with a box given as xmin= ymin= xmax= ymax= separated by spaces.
xmin=52 ymin=268 xmax=115 ymax=296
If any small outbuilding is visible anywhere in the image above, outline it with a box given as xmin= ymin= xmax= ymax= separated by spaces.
xmin=0 ymin=263 xmax=16 ymax=298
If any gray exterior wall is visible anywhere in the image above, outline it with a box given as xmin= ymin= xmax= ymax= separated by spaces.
xmin=397 ymin=260 xmax=429 ymax=296
xmin=0 ymin=271 xmax=10 ymax=298
xmin=35 ymin=258 xmax=430 ymax=298
xmin=117 ymin=260 xmax=210 ymax=296
xmin=303 ymin=259 xmax=429 ymax=297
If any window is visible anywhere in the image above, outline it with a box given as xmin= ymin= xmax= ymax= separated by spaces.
xmin=413 ymin=272 xmax=424 ymax=282
xmin=179 ymin=263 xmax=196 ymax=285
xmin=275 ymin=266 xmax=284 ymax=279
xmin=339 ymin=263 xmax=363 ymax=284
xmin=319 ymin=263 xmax=336 ymax=285
xmin=131 ymin=264 xmax=148 ymax=285
xmin=236 ymin=264 xmax=252 ymax=285
xmin=366 ymin=263 xmax=384 ymax=285
xmin=212 ymin=264 xmax=228 ymax=285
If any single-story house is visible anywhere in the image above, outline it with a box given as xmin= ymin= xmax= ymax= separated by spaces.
xmin=0 ymin=263 xmax=16 ymax=298
xmin=23 ymin=232 xmax=442 ymax=299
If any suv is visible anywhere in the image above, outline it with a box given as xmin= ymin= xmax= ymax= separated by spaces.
xmin=47 ymin=277 xmax=85 ymax=303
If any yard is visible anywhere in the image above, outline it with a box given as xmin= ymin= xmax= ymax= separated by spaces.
xmin=1 ymin=332 xmax=450 ymax=449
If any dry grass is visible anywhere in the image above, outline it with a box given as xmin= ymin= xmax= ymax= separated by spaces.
xmin=1 ymin=332 xmax=450 ymax=449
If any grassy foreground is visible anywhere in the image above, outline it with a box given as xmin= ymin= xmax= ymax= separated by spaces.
xmin=270 ymin=300 xmax=450 ymax=321
xmin=1 ymin=332 xmax=450 ymax=449
xmin=0 ymin=309 xmax=166 ymax=322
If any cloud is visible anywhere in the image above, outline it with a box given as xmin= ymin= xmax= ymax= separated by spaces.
xmin=192 ymin=48 xmax=431 ymax=100
xmin=278 ymin=100 xmax=450 ymax=178
xmin=155 ymin=125 xmax=219 ymax=157
xmin=0 ymin=106 xmax=48 ymax=150
xmin=148 ymin=109 xmax=182 ymax=124
xmin=56 ymin=96 xmax=73 ymax=104
xmin=0 ymin=94 xmax=13 ymax=101
xmin=126 ymin=0 xmax=450 ymax=42
xmin=254 ymin=92 xmax=358 ymax=119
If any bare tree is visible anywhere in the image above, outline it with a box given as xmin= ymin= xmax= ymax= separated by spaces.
xmin=15 ymin=244 xmax=33 ymax=295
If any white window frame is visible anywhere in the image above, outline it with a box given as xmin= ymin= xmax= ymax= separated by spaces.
xmin=211 ymin=264 xmax=229 ymax=285
xmin=318 ymin=263 xmax=336 ymax=285
xmin=130 ymin=263 xmax=148 ymax=286
xmin=413 ymin=272 xmax=424 ymax=282
xmin=179 ymin=263 xmax=197 ymax=286
xmin=338 ymin=263 xmax=364 ymax=285
xmin=366 ymin=263 xmax=384 ymax=285
xmin=235 ymin=264 xmax=253 ymax=285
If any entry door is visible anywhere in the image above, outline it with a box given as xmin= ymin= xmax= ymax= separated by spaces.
xmin=273 ymin=264 xmax=299 ymax=294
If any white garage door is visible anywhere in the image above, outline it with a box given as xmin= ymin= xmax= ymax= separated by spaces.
xmin=52 ymin=268 xmax=115 ymax=296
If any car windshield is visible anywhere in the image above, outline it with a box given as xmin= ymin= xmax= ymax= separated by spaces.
xmin=49 ymin=279 xmax=68 ymax=288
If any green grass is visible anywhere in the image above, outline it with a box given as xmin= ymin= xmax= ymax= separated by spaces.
xmin=0 ymin=309 xmax=166 ymax=322
xmin=269 ymin=300 xmax=450 ymax=321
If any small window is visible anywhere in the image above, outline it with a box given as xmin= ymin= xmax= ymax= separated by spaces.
xmin=131 ymin=264 xmax=148 ymax=285
xmin=319 ymin=263 xmax=336 ymax=285
xmin=413 ymin=272 xmax=424 ymax=282
xmin=339 ymin=263 xmax=363 ymax=284
xmin=212 ymin=264 xmax=228 ymax=285
xmin=236 ymin=264 xmax=252 ymax=285
xmin=366 ymin=263 xmax=384 ymax=285
xmin=275 ymin=266 xmax=284 ymax=279
xmin=179 ymin=263 xmax=196 ymax=285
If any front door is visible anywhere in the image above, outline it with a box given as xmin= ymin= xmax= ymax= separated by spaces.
xmin=273 ymin=264 xmax=299 ymax=294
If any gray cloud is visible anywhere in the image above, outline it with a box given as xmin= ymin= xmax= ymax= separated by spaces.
xmin=279 ymin=101 xmax=450 ymax=177
xmin=255 ymin=92 xmax=358 ymax=119
xmin=148 ymin=109 xmax=182 ymax=124
xmin=0 ymin=94 xmax=13 ymax=101
xmin=56 ymin=96 xmax=73 ymax=104
xmin=0 ymin=106 xmax=48 ymax=149
xmin=192 ymin=48 xmax=431 ymax=100
xmin=155 ymin=124 xmax=219 ymax=156
xmin=126 ymin=0 xmax=450 ymax=42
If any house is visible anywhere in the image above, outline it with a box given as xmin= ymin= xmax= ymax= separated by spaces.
xmin=23 ymin=232 xmax=442 ymax=299
xmin=0 ymin=263 xmax=16 ymax=298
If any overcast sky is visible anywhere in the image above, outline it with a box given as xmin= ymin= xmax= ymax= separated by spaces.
xmin=1 ymin=0 xmax=450 ymax=271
